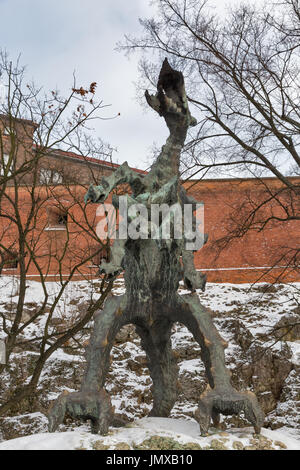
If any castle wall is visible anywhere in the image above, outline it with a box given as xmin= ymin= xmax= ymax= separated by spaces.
xmin=186 ymin=178 xmax=300 ymax=283
xmin=1 ymin=115 xmax=298 ymax=283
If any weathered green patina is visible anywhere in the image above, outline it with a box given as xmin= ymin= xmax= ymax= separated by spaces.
xmin=48 ymin=59 xmax=264 ymax=436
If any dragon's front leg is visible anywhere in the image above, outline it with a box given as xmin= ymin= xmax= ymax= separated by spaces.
xmin=181 ymin=249 xmax=207 ymax=292
xmin=99 ymin=239 xmax=126 ymax=275
xmin=85 ymin=161 xmax=145 ymax=204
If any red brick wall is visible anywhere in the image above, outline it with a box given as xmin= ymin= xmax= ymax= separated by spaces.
xmin=185 ymin=178 xmax=300 ymax=283
xmin=0 ymin=185 xmax=107 ymax=282
xmin=2 ymin=115 xmax=298 ymax=283
xmin=1 ymin=178 xmax=299 ymax=284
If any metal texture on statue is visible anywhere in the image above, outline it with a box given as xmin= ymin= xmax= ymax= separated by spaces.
xmin=48 ymin=59 xmax=264 ymax=436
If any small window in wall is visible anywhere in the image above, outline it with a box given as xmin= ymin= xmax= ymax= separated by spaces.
xmin=40 ymin=168 xmax=63 ymax=184
xmin=45 ymin=207 xmax=68 ymax=230
xmin=58 ymin=213 xmax=68 ymax=226
xmin=1 ymin=250 xmax=18 ymax=269
xmin=0 ymin=153 xmax=12 ymax=176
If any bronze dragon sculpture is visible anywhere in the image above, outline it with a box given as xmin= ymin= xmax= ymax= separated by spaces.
xmin=48 ymin=59 xmax=264 ymax=436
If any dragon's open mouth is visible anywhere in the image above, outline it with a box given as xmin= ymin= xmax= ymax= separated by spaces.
xmin=145 ymin=58 xmax=196 ymax=126
xmin=157 ymin=58 xmax=185 ymax=114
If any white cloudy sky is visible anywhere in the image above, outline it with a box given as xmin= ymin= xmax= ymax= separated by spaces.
xmin=0 ymin=0 xmax=232 ymax=170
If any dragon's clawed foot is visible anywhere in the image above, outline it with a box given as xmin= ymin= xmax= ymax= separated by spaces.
xmin=48 ymin=389 xmax=113 ymax=435
xmin=195 ymin=387 xmax=264 ymax=436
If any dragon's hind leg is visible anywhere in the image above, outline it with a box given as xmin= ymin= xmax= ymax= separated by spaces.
xmin=48 ymin=294 xmax=128 ymax=434
xmin=175 ymin=293 xmax=264 ymax=435
xmin=135 ymin=317 xmax=179 ymax=417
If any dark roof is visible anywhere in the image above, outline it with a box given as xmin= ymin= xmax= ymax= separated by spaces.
xmin=0 ymin=114 xmax=39 ymax=129
xmin=184 ymin=175 xmax=300 ymax=183
xmin=39 ymin=146 xmax=147 ymax=175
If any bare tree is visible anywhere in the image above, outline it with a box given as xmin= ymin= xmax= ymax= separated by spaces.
xmin=0 ymin=52 xmax=116 ymax=415
xmin=120 ymin=0 xmax=300 ymax=282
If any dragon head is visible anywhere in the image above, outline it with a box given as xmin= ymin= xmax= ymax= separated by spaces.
xmin=145 ymin=58 xmax=197 ymax=133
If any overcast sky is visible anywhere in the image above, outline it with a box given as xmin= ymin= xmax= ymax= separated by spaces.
xmin=0 ymin=0 xmax=237 ymax=171
xmin=0 ymin=0 xmax=167 ymax=170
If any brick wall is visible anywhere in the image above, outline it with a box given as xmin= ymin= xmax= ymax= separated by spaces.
xmin=0 ymin=184 xmax=110 ymax=281
xmin=1 ymin=115 xmax=299 ymax=283
xmin=1 ymin=177 xmax=299 ymax=283
xmin=0 ymin=114 xmax=119 ymax=187
xmin=185 ymin=178 xmax=300 ymax=283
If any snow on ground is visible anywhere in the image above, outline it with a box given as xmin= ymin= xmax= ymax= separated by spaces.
xmin=0 ymin=276 xmax=299 ymax=448
xmin=288 ymin=341 xmax=300 ymax=366
xmin=0 ymin=418 xmax=298 ymax=450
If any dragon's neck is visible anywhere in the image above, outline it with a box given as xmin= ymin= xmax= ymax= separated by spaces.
xmin=145 ymin=126 xmax=188 ymax=189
